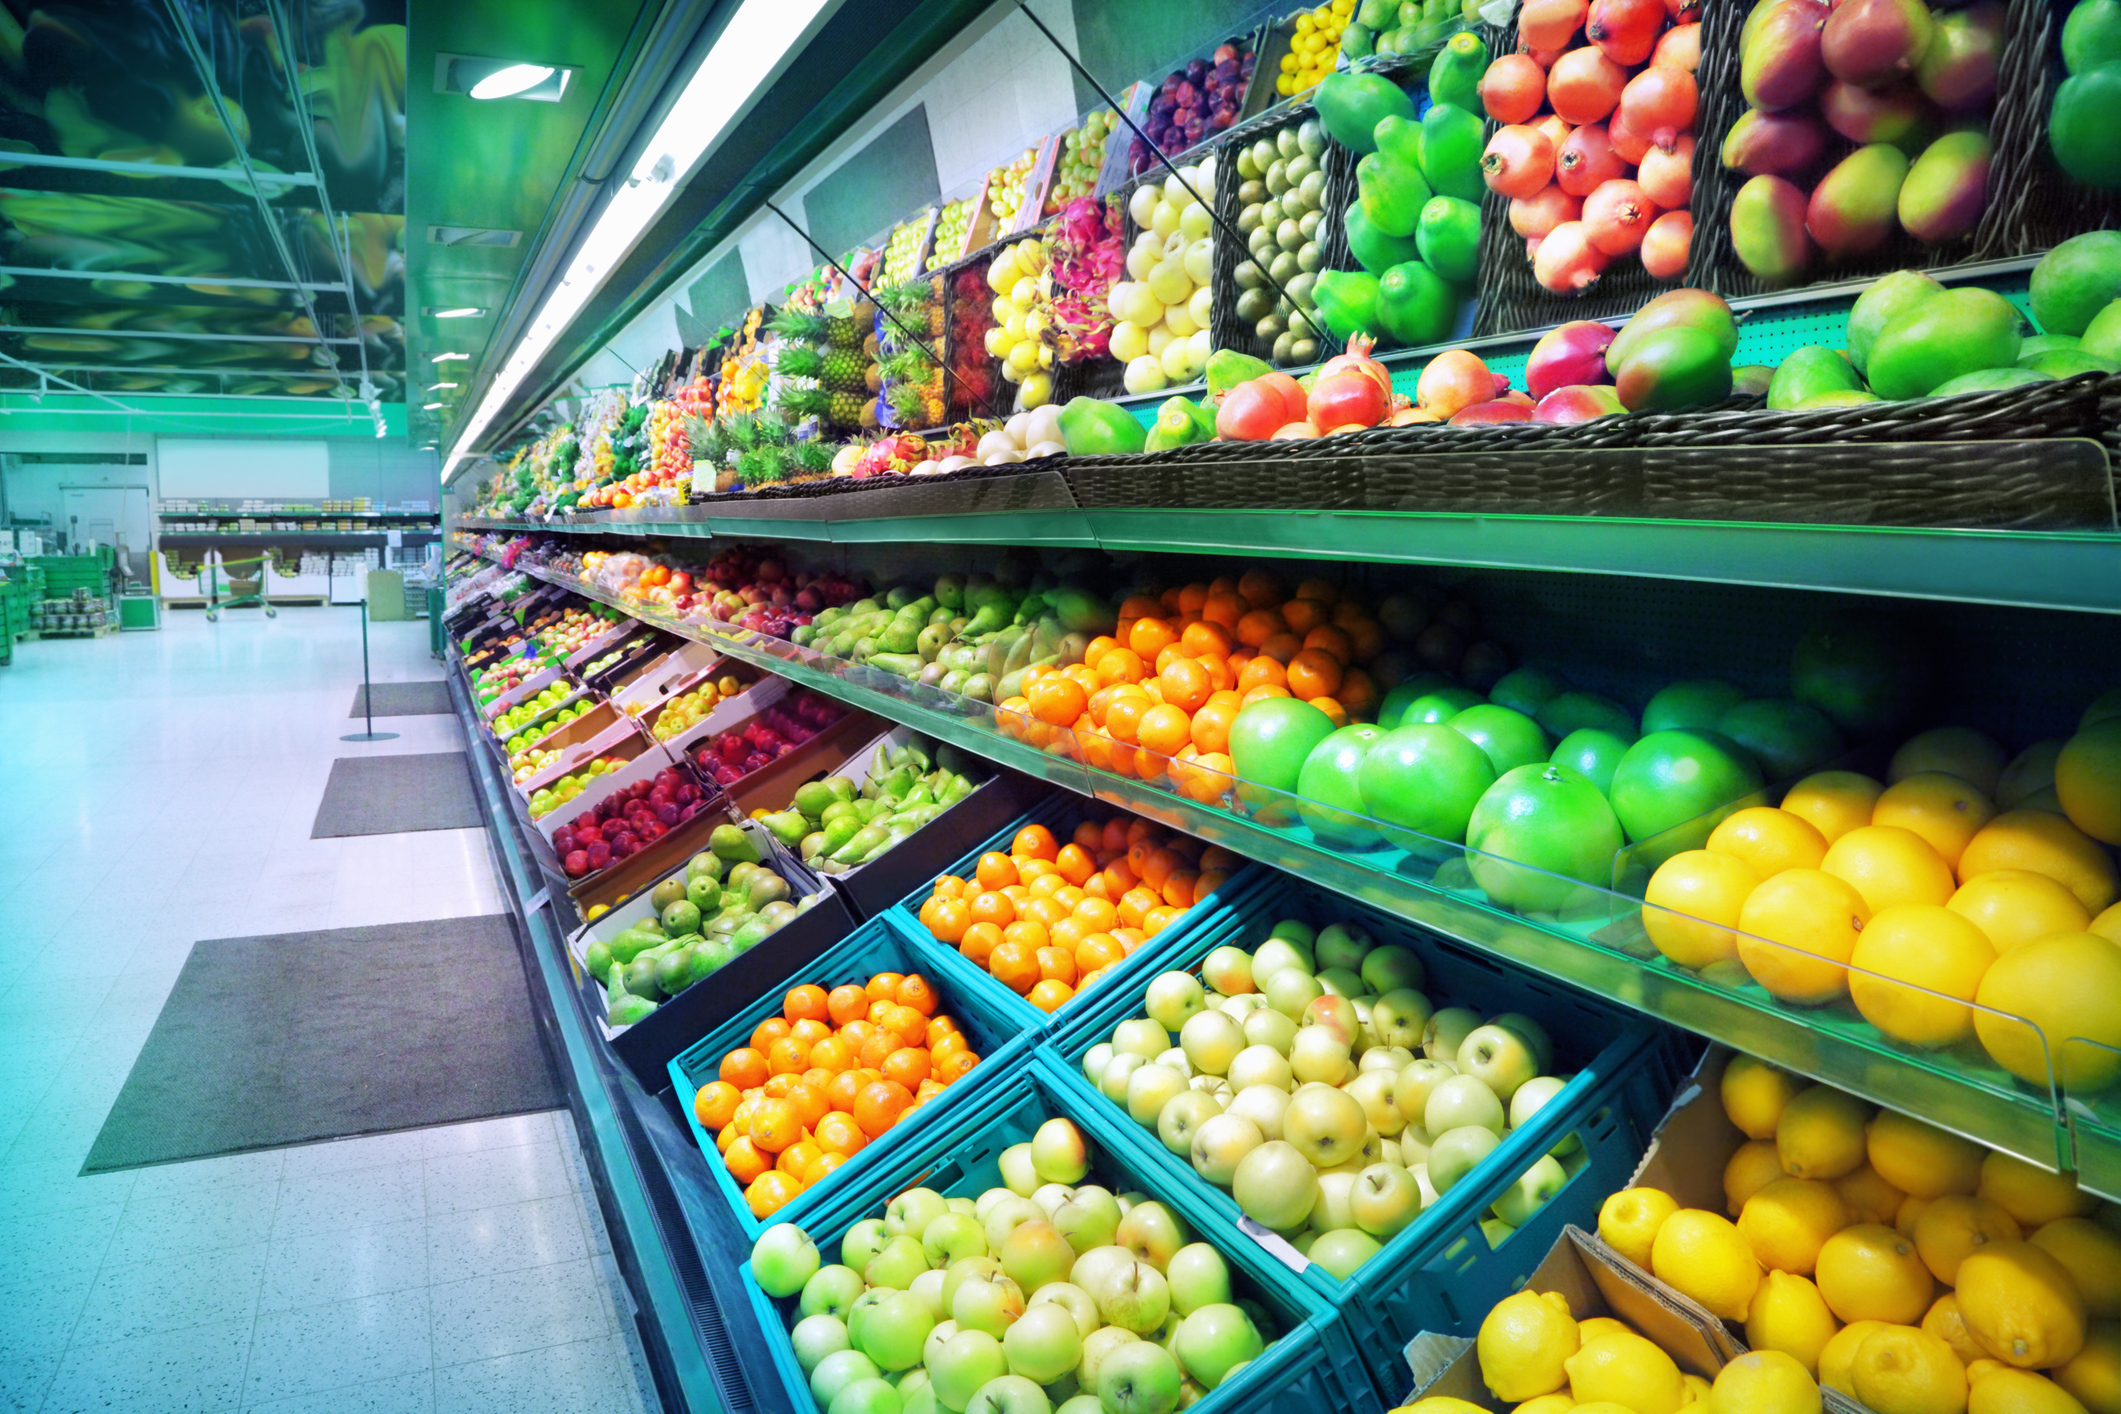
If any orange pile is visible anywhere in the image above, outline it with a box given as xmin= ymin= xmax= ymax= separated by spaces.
xmin=997 ymin=570 xmax=1386 ymax=802
xmin=916 ymin=816 xmax=1239 ymax=1013
xmin=691 ymin=971 xmax=981 ymax=1218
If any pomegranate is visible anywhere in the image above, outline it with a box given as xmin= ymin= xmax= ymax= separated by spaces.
xmin=1534 ymin=114 xmax=1575 ymax=152
xmin=1215 ymin=381 xmax=1289 ymax=441
xmin=1637 ymin=135 xmax=1695 ymax=209
xmin=1417 ymin=349 xmax=1510 ymax=418
xmin=1519 ymin=0 xmax=1590 ymax=51
xmin=1533 ymin=220 xmax=1610 ymax=293
xmin=1640 ymin=210 xmax=1693 ymax=279
xmin=1616 ymin=66 xmax=1698 ymax=151
xmin=1652 ymin=21 xmax=1700 ymax=71
xmin=1306 ymin=369 xmax=1389 ymax=432
xmin=1582 ymin=178 xmax=1659 ymax=255
xmin=1607 ymin=107 xmax=1654 ymax=163
xmin=1316 ymin=333 xmax=1392 ymax=400
xmin=1547 ymin=46 xmax=1628 ymax=125
xmin=1450 ymin=399 xmax=1534 ymax=425
xmin=1586 ymin=0 xmax=1665 ymax=65
xmin=1556 ymin=123 xmax=1626 ymax=196
xmin=1479 ymin=53 xmax=1547 ymax=124
xmin=1510 ymin=184 xmax=1583 ymax=239
xmin=1524 ymin=44 xmax=1567 ymax=68
xmin=1525 ymin=320 xmax=1619 ymax=398
xmin=1482 ymin=125 xmax=1558 ymax=200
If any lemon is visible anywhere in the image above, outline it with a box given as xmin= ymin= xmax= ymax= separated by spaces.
xmin=1479 ymin=1289 xmax=1580 ymax=1402
xmin=1577 ymin=1404 xmax=1649 ymax=1414
xmin=1778 ymin=1087 xmax=1875 ymax=1181
xmin=1999 ymin=743 xmax=2065 ymax=809
xmin=1968 ymin=1366 xmax=2092 ymax=1414
xmin=2094 ymin=904 xmax=2121 ymax=946
xmin=1876 ymin=771 xmax=2000 ymax=870
xmin=1979 ymin=1154 xmax=2099 ymax=1229
xmin=1842 ymin=1164 xmax=1915 ymax=1226
xmin=1916 ymin=1195 xmax=2027 ymax=1284
xmin=1783 ymin=771 xmax=1886 ymax=844
xmin=1742 ymin=1178 xmax=1854 ymax=1274
xmin=1684 ymin=1373 xmax=1714 ymax=1406
xmin=1848 ymin=904 xmax=2000 ymax=1047
xmin=1724 ymin=1055 xmax=1809 ymax=1141
xmin=1602 ymin=1187 xmax=1680 ymax=1271
xmin=1870 ymin=1111 xmax=1986 ymax=1199
xmin=1957 ymin=1241 xmax=2089 ymax=1370
xmin=1653 ymin=1209 xmax=1764 ymax=1322
xmin=1905 ymin=1196 xmax=1940 ymax=1237
xmin=1581 ymin=1317 xmax=1642 ymax=1345
xmin=1645 ymin=850 xmax=1760 ymax=969
xmin=1932 ymin=1294 xmax=1995 ymax=1365
xmin=2029 ymin=1219 xmax=2121 ymax=1320
xmin=1729 ymin=1139 xmax=1793 ymax=1215
xmin=1824 ymin=824 xmax=1960 ymax=912
xmin=1738 ymin=869 xmax=1870 ymax=1004
xmin=1974 ymin=933 xmax=2121 ymax=1092
xmin=1959 ymin=812 xmax=2120 ymax=914
xmin=1749 ymin=1271 xmax=1845 ymax=1375
xmin=1512 ymin=1396 xmax=1575 ymax=1414
xmin=1707 ymin=1349 xmax=1823 ymax=1414
xmin=1565 ymin=1330 xmax=1688 ymax=1414
xmin=1949 ymin=871 xmax=2092 ymax=955
xmin=2056 ymin=719 xmax=2121 ymax=847
xmin=1823 ymin=1322 xmax=1894 ymax=1397
xmin=2056 ymin=1321 xmax=2121 ymax=1414
xmin=1817 ymin=1224 xmax=1937 ymax=1325
xmin=1400 ymin=1400 xmax=1489 ymax=1414
xmin=1852 ymin=1323 xmax=1971 ymax=1414
xmin=1709 ymin=807 xmax=1830 ymax=876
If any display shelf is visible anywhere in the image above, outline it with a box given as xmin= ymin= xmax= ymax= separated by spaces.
xmin=458 ymin=543 xmax=2118 ymax=1200
xmin=159 ymin=532 xmax=441 ymax=551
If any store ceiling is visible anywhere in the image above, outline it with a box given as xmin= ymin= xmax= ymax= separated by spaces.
xmin=0 ymin=1 xmax=407 ymax=409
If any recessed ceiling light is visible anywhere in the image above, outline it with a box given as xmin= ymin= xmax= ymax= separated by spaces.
xmin=432 ymin=351 xmax=469 ymax=362
xmin=423 ymin=401 xmax=445 ymax=409
xmin=432 ymin=382 xmax=458 ymax=390
xmin=429 ymin=307 xmax=485 ymax=319
xmin=471 ymin=63 xmax=557 ymax=99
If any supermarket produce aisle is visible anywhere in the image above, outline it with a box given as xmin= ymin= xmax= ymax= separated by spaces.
xmin=0 ymin=611 xmax=660 ymax=1414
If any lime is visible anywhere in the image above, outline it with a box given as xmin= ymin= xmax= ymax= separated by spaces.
xmin=1489 ymin=666 xmax=1565 ymax=717
xmin=1468 ymin=763 xmax=1626 ymax=913
xmin=1357 ymin=723 xmax=1497 ymax=845
xmin=1644 ymin=679 xmax=1746 ymax=734
xmin=1552 ymin=728 xmax=1634 ymax=796
xmin=1610 ymin=730 xmax=1768 ymax=844
xmin=1537 ymin=691 xmax=1637 ymax=741
xmin=1448 ymin=704 xmax=1549 ymax=775
xmin=1298 ymin=723 xmax=1387 ymax=847
xmin=1230 ymin=696 xmax=1340 ymax=796
xmin=1718 ymin=699 xmax=1846 ymax=782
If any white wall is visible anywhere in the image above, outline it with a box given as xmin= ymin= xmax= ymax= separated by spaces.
xmin=0 ymin=431 xmax=158 ymax=541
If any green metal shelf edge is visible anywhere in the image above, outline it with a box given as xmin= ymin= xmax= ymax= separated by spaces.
xmin=458 ymin=542 xmax=2117 ymax=1199
xmin=450 ymin=513 xmax=2121 ymax=615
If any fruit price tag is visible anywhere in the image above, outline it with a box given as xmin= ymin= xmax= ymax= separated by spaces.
xmin=1236 ymin=1215 xmax=1312 ymax=1274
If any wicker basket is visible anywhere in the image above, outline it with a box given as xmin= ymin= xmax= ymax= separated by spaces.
xmin=1684 ymin=0 xmax=2032 ymax=300
xmin=1987 ymin=0 xmax=2121 ymax=255
xmin=1633 ymin=370 xmax=2114 ymax=446
xmin=1210 ymin=98 xmax=1356 ymax=367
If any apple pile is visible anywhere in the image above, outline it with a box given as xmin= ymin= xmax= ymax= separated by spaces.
xmin=748 ymin=1115 xmax=1288 ymax=1414
xmin=528 ymin=755 xmax=626 ymax=819
xmin=699 ymin=545 xmax=867 ymax=640
xmin=690 ymin=691 xmax=846 ymax=786
xmin=472 ymin=654 xmax=554 ymax=705
xmin=552 ymin=765 xmax=714 ymax=877
xmin=649 ymin=673 xmax=753 ymax=743
xmin=1079 ymin=914 xmax=1580 ymax=1275
xmin=537 ymin=604 xmax=624 ymax=659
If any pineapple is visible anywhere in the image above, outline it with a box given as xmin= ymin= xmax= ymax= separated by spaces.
xmin=826 ymin=314 xmax=863 ymax=349
xmin=789 ymin=440 xmax=835 ymax=480
xmin=827 ymin=390 xmax=867 ymax=427
xmin=776 ymin=345 xmax=824 ymax=380
xmin=768 ymin=306 xmax=830 ymax=345
xmin=821 ymin=347 xmax=867 ymax=393
xmin=775 ymin=384 xmax=830 ymax=425
xmin=887 ymin=381 xmax=928 ymax=426
xmin=736 ymin=445 xmax=788 ymax=487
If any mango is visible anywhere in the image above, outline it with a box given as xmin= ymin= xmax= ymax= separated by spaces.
xmin=1731 ymin=174 xmax=1813 ymax=284
xmin=2018 ymin=334 xmax=2084 ymax=362
xmin=1609 ymin=289 xmax=1740 ymax=374
xmin=1056 ymin=396 xmax=1147 ymax=456
xmin=1314 ymin=72 xmax=1415 ymax=154
xmin=1614 ymin=326 xmax=1737 ymax=411
xmin=1796 ymin=389 xmax=1882 ymax=408
xmin=1848 ymin=269 xmax=1944 ymax=376
xmin=1866 ymin=286 xmax=2024 ymax=399
xmin=1376 ymin=260 xmax=1459 ymax=346
xmin=2086 ymin=300 xmax=2121 ymax=362
xmin=1930 ymin=367 xmax=2050 ymax=396
xmin=2021 ymin=346 xmax=2121 ymax=379
xmin=1821 ymin=79 xmax=1931 ymax=149
xmin=1743 ymin=0 xmax=1831 ymax=111
xmin=1722 ymin=108 xmax=1830 ymax=178
xmin=1416 ymin=196 xmax=1481 ymax=284
xmin=2064 ymin=0 xmax=2121 ymax=74
xmin=1807 ymin=144 xmax=1909 ymax=257
xmin=1418 ymin=103 xmax=1485 ymax=203
xmin=1358 ymin=149 xmax=1431 ymax=238
xmin=2031 ymin=231 xmax=2121 ymax=336
xmin=1916 ymin=1 xmax=2002 ymax=110
xmin=1768 ymin=346 xmax=1865 ymax=410
xmin=1734 ymin=364 xmax=1777 ymax=396
xmin=1822 ymin=0 xmax=1935 ymax=87
xmin=1345 ymin=200 xmax=1423 ymax=274
xmin=1899 ymin=129 xmax=1991 ymax=243
xmin=1428 ymin=31 xmax=1487 ymax=113
xmin=2051 ymin=66 xmax=2121 ymax=190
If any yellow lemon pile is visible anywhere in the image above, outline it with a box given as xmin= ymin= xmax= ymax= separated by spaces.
xmin=1599 ymin=1054 xmax=2121 ymax=1414
xmin=1642 ymin=711 xmax=2121 ymax=1095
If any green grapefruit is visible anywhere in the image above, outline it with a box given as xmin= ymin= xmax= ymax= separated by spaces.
xmin=1447 ymin=704 xmax=1550 ymax=776
xmin=1467 ymin=763 xmax=1627 ymax=913
xmin=1297 ymin=723 xmax=1388 ymax=847
xmin=1643 ymin=679 xmax=1747 ymax=734
xmin=1376 ymin=673 xmax=1456 ymax=728
xmin=1609 ymin=729 xmax=1767 ymax=843
xmin=1551 ymin=728 xmax=1635 ymax=795
xmin=1399 ymin=687 xmax=1484 ymax=725
xmin=1716 ymin=698 xmax=1845 ymax=781
xmin=1792 ymin=617 xmax=1930 ymax=735
xmin=1488 ymin=666 xmax=1566 ymax=717
xmin=1535 ymin=691 xmax=1637 ymax=741
xmin=1230 ymin=697 xmax=1340 ymax=798
xmin=1357 ymin=723 xmax=1497 ymax=846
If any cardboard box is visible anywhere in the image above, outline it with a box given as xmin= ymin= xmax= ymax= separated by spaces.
xmin=560 ymin=616 xmax=641 ymax=671
xmin=718 ymin=707 xmax=885 ymax=816
xmin=1630 ymin=1043 xmax=1750 ymax=1214
xmin=608 ymin=639 xmax=728 ymax=717
xmin=645 ymin=675 xmax=789 ymax=760
xmin=512 ymin=699 xmax=637 ymax=775
xmin=532 ymin=740 xmax=696 ymax=847
xmin=515 ymin=723 xmax=667 ymax=802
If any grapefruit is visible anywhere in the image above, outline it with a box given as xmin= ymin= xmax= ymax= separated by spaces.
xmin=1719 ymin=699 xmax=1847 ymax=782
xmin=1537 ymin=691 xmax=1638 ymax=742
xmin=1974 ymin=932 xmax=2121 ymax=1093
xmin=1357 ymin=723 xmax=1498 ymax=846
xmin=1959 ymin=811 xmax=2120 ymax=914
xmin=1646 ymin=680 xmax=1748 ymax=734
xmin=1297 ymin=723 xmax=1387 ymax=848
xmin=2057 ymin=718 xmax=2121 ymax=846
xmin=1377 ymin=674 xmax=1456 ymax=728
xmin=1610 ymin=730 xmax=1768 ymax=845
xmin=1891 ymin=726 xmax=2008 ymax=796
xmin=1448 ymin=704 xmax=1550 ymax=776
xmin=1552 ymin=728 xmax=1635 ymax=795
xmin=1399 ymin=687 xmax=1484 ymax=724
xmin=1644 ymin=849 xmax=1762 ymax=969
xmin=1229 ymin=696 xmax=1340 ymax=798
xmin=1466 ymin=763 xmax=1626 ymax=913
xmin=1489 ymin=666 xmax=1566 ymax=717
xmin=1792 ymin=617 xmax=1930 ymax=736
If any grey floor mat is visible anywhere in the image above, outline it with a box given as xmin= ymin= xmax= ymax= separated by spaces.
xmin=312 ymin=751 xmax=480 ymax=837
xmin=350 ymin=680 xmax=452 ymax=717
xmin=82 ymin=915 xmax=562 ymax=1173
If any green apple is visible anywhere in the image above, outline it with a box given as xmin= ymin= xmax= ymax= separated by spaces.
xmin=999 ymin=1142 xmax=1039 ymax=1197
xmin=791 ymin=1313 xmax=852 ymax=1374
xmin=1163 ymin=1243 xmax=1232 ymax=1318
xmin=1177 ymin=1010 xmax=1244 ymax=1076
xmin=1240 ymin=1008 xmax=1297 ymax=1055
xmin=1142 ymin=972 xmax=1205 ymax=1032
xmin=1188 ymin=1111 xmax=1265 ymax=1188
xmin=1114 ymin=1201 xmax=1187 ymax=1270
xmin=1111 ymin=1018 xmax=1171 ymax=1060
xmin=1098 ymin=1053 xmax=1147 ymax=1104
xmin=1173 ymin=1302 xmax=1264 ymax=1389
xmin=1251 ymin=935 xmax=1313 ymax=980
xmin=952 ymin=1270 xmax=1027 ymax=1337
xmin=1350 ymin=1162 xmax=1423 ymax=1239
xmin=1097 ymin=1336 xmax=1184 ymax=1414
xmin=1259 ymin=968 xmax=1322 ymax=1020
xmin=1051 ymin=1188 xmax=1122 ymax=1256
xmin=945 ymin=1256 xmax=1008 ymax=1313
xmin=1307 ymin=1228 xmax=1382 ymax=1280
xmin=1030 ymin=1122 xmax=1087 ymax=1191
xmin=1314 ymin=922 xmax=1374 ymax=973
xmin=1393 ymin=1058 xmax=1456 ymax=1123
xmin=865 ymin=1234 xmax=929 ymax=1291
xmin=1077 ymin=1326 xmax=1139 ymax=1391
xmin=1428 ymin=1124 xmax=1501 ymax=1193
xmin=802 ymin=1264 xmax=866 ymax=1320
xmin=1155 ymin=1091 xmax=1222 ymax=1157
xmin=1425 ymin=1074 xmax=1505 ymax=1137
xmin=1226 ymin=1085 xmax=1290 ymax=1142
xmin=1491 ymin=1153 xmax=1569 ymax=1227
xmin=925 ymin=1212 xmax=990 ymax=1269
xmin=888 ymin=1187 xmax=950 ymax=1241
xmin=1225 ymin=1044 xmax=1293 ymax=1092
xmin=861 ymin=1289 xmax=935 ymax=1372
xmin=1421 ymin=1007 xmax=1479 ymax=1062
xmin=982 ymin=1198 xmax=1043 ymax=1253
xmin=1232 ymin=1141 xmax=1318 ymax=1228
xmin=929 ymin=1329 xmax=1010 ymax=1411
xmin=1370 ymin=989 xmax=1433 ymax=1050
xmin=1200 ymin=946 xmax=1254 ymax=995
xmin=1028 ymin=1280 xmax=1099 ymax=1339
xmin=828 ymin=1375 xmax=900 ymax=1414
xmin=1289 ymin=1028 xmax=1353 ymax=1086
xmin=1089 ymin=1258 xmax=1170 ymax=1334
xmin=1001 ymin=1220 xmax=1075 ymax=1293
xmin=750 ymin=1222 xmax=820 ymax=1296
xmin=1068 ymin=1245 xmax=1134 ymax=1297
xmin=1455 ymin=1023 xmax=1538 ymax=1102
xmin=810 ymin=1348 xmax=883 ymax=1407
xmin=1345 ymin=1069 xmax=1404 ymax=1139
xmin=1002 ymin=1302 xmax=1083 ymax=1384
xmin=1125 ymin=1065 xmax=1189 ymax=1127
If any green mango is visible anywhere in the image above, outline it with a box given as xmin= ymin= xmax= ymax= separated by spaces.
xmin=1767 ymin=346 xmax=1865 ymax=410
xmin=1356 ymin=0 xmax=1397 ymax=27
xmin=1340 ymin=22 xmax=1375 ymax=60
xmin=1357 ymin=149 xmax=1431 ymax=238
xmin=1847 ymin=270 xmax=1945 ymax=378
xmin=1314 ymin=269 xmax=1384 ymax=342
xmin=1376 ymin=260 xmax=1458 ymax=347
xmin=1414 ymin=196 xmax=1481 ymax=284
xmin=1418 ymin=104 xmax=1485 ymax=203
xmin=1314 ymin=71 xmax=1416 ymax=154
xmin=1427 ymin=31 xmax=1487 ymax=113
xmin=1345 ymin=201 xmax=1423 ymax=274
xmin=1867 ymin=286 xmax=2024 ymax=399
xmin=1929 ymin=367 xmax=2051 ymax=395
xmin=1614 ymin=326 xmax=1737 ymax=411
xmin=2021 ymin=346 xmax=2121 ymax=378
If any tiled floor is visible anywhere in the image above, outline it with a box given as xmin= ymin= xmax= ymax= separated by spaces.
xmin=0 ymin=609 xmax=660 ymax=1414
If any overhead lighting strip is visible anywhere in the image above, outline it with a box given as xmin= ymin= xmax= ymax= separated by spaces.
xmin=443 ymin=0 xmax=836 ymax=478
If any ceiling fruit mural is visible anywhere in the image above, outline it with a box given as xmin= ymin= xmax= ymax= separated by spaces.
xmin=0 ymin=0 xmax=406 ymax=401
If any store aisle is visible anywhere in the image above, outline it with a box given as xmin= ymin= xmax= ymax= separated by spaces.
xmin=0 ymin=611 xmax=660 ymax=1414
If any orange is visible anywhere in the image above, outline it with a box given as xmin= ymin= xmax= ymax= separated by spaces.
xmin=1195 ymin=653 xmax=1236 ymax=692
xmin=1036 ymin=945 xmax=1078 ymax=986
xmin=1202 ymin=844 xmax=1239 ymax=871
xmin=853 ymin=1080 xmax=914 ymax=1136
xmin=815 ymin=1153 xmax=849 ymax=1178
xmin=856 ymin=1029 xmax=898 ymax=1069
xmin=801 ymin=1067 xmax=833 ymax=1093
xmin=1076 ymin=932 xmax=1125 ymax=972
xmin=1159 ymin=658 xmax=1212 ymax=713
xmin=1203 ymin=591 xmax=1245 ymax=629
xmin=1026 ymin=872 xmax=1067 ymax=898
xmin=1028 ymin=675 xmax=1087 ymax=726
xmin=1872 ymin=771 xmax=1998 ymax=870
xmin=724 ymin=1137 xmax=769 ymax=1184
xmin=750 ymin=1098 xmax=800 ymax=1152
xmin=882 ymin=1048 xmax=932 ymax=1089
xmin=959 ymin=921 xmax=1002 ymax=965
xmin=1193 ymin=868 xmax=1229 ymax=902
xmin=750 ymin=1017 xmax=790 ymax=1052
xmin=1302 ymin=623 xmax=1355 ymax=662
xmin=1294 ymin=575 xmax=1337 ymax=604
xmin=1002 ymin=919 xmax=1050 ymax=954
xmin=1101 ymin=860 xmax=1139 ymax=897
xmin=975 ymin=852 xmax=1019 ymax=891
xmin=1132 ymin=745 xmax=1170 ymax=782
xmin=1072 ymin=895 xmax=1120 ymax=932
xmin=1180 ymin=621 xmax=1234 ymax=658
xmin=780 ymin=1140 xmax=828 ymax=1184
xmin=1278 ymin=598 xmax=1328 ymax=635
xmin=1236 ymin=608 xmax=1283 ymax=648
xmin=1118 ymin=594 xmax=1161 ymax=621
xmin=1338 ymin=667 xmax=1380 ymax=716
xmin=824 ymin=1070 xmax=863 ymax=1112
xmin=1259 ymin=632 xmax=1304 ymax=665
xmin=1062 ymin=663 xmax=1102 ymax=697
xmin=1822 ymin=825 xmax=1957 ymax=912
xmin=896 ymin=974 xmax=938 ymax=1016
xmin=808 ymin=1036 xmax=852 ymax=1073
xmin=1782 ymin=771 xmax=1887 ymax=844
xmin=1106 ymin=695 xmax=1150 ymax=746
xmin=1243 ymin=683 xmax=1293 ymax=707
xmin=1083 ymin=636 xmax=1120 ymax=669
xmin=1096 ymin=647 xmax=1147 ymax=686
xmin=1178 ymin=582 xmax=1209 ymax=615
xmin=1119 ymin=886 xmax=1163 ymax=928
xmin=766 ymin=1036 xmax=811 ymax=1075
xmin=784 ymin=984 xmax=829 ymax=1023
xmin=788 ymin=1019 xmax=830 ymax=1047
xmin=1344 ymin=619 xmax=1386 ymax=664
xmin=1138 ymin=703 xmax=1193 ymax=757
xmin=1239 ymin=568 xmax=1284 ymax=609
xmin=1013 ymin=862 xmax=1056 ymax=886
xmin=935 ymin=1050 xmax=979 ymax=1082
xmin=1162 ymin=870 xmax=1200 ymax=908
xmin=1286 ymin=648 xmax=1344 ymax=700
xmin=989 ymin=941 xmax=1040 ymax=993
xmin=1130 ymin=838 xmax=1172 ymax=884
xmin=881 ymin=1005 xmax=929 ymax=1047
xmin=1071 ymin=820 xmax=1103 ymax=849
xmin=694 ymin=1081 xmax=741 ymax=1130
xmin=1053 ymin=843 xmax=1096 ymax=885
xmin=1028 ymin=978 xmax=1076 ymax=1012
xmin=720 ymin=1048 xmax=769 ymax=1089
xmin=1709 ymin=807 xmax=1829 ymax=878
xmin=1047 ymin=915 xmax=1088 ymax=953
xmin=1103 ymin=817 xmax=1133 ymax=853
xmin=1308 ymin=695 xmax=1350 ymax=727
xmin=746 ymin=1170 xmax=802 ymax=1218
xmin=1013 ymin=824 xmax=1058 ymax=860
xmin=762 ymin=1074 xmax=799 ymax=1099
xmin=1153 ymin=644 xmax=1186 ymax=676
xmin=866 ymin=972 xmax=905 ymax=1003
xmin=967 ymin=890 xmax=1016 ymax=928
xmin=1019 ymin=894 xmax=1068 ymax=929
xmin=1144 ymin=905 xmax=1181 ymax=934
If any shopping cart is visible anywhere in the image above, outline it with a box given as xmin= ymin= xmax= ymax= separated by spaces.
xmin=205 ymin=551 xmax=276 ymax=620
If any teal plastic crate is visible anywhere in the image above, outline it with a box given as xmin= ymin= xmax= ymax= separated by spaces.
xmin=877 ymin=794 xmax=1262 ymax=1037
xmin=1043 ymin=873 xmax=1694 ymax=1388
xmin=668 ymin=916 xmax=1040 ymax=1241
xmin=737 ymin=1051 xmax=1385 ymax=1414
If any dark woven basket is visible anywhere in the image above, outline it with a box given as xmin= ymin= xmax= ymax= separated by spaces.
xmin=1634 ymin=370 xmax=2115 ymax=446
xmin=1210 ymin=99 xmax=1353 ymax=367
xmin=1684 ymin=0 xmax=2029 ymax=300
xmin=1470 ymin=21 xmax=1695 ymax=337
xmin=1987 ymin=0 xmax=2121 ymax=255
